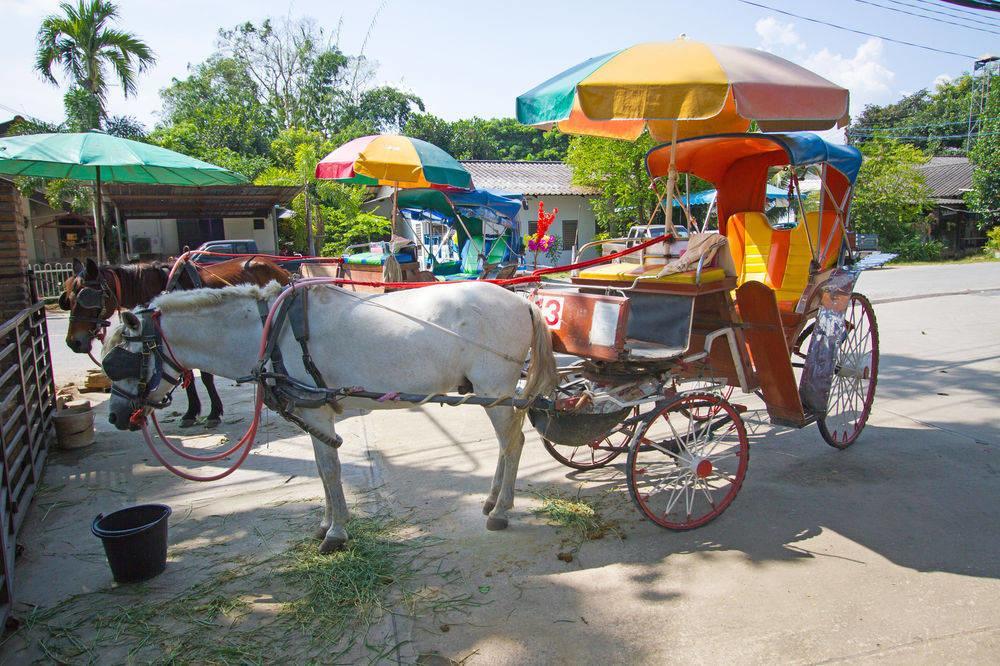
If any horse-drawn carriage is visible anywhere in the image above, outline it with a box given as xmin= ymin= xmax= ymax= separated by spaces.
xmin=523 ymin=132 xmax=889 ymax=530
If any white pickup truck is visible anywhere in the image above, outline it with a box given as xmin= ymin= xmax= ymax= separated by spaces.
xmin=602 ymin=224 xmax=690 ymax=264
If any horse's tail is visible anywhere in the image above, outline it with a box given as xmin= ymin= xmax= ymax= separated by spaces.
xmin=521 ymin=302 xmax=559 ymax=402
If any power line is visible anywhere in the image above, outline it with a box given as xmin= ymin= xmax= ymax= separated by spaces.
xmin=734 ymin=0 xmax=978 ymax=58
xmin=849 ymin=130 xmax=1000 ymax=138
xmin=856 ymin=0 xmax=1000 ymax=33
xmin=919 ymin=0 xmax=1000 ymax=20
xmin=904 ymin=0 xmax=1000 ymax=23
xmin=853 ymin=119 xmax=975 ymax=130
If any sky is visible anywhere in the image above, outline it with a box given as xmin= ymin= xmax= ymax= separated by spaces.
xmin=1 ymin=0 xmax=997 ymax=142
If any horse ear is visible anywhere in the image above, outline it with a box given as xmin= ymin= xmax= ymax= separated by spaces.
xmin=58 ymin=292 xmax=71 ymax=310
xmin=73 ymin=257 xmax=84 ymax=274
xmin=84 ymin=257 xmax=99 ymax=279
xmin=121 ymin=311 xmax=141 ymax=330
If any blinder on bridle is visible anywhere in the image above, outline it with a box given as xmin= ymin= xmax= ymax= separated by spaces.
xmin=75 ymin=286 xmax=104 ymax=309
xmin=68 ymin=273 xmax=119 ymax=339
xmin=103 ymin=309 xmax=186 ymax=410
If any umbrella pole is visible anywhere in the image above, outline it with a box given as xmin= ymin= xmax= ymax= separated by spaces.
xmin=93 ymin=166 xmax=105 ymax=264
xmin=392 ymin=183 xmax=399 ymax=239
xmin=664 ymin=123 xmax=679 ymax=237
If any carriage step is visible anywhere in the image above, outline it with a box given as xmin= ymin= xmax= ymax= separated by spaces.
xmin=731 ymin=403 xmax=749 ymax=414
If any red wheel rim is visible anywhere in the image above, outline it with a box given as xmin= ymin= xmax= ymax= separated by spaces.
xmin=817 ymin=294 xmax=879 ymax=449
xmin=627 ymin=393 xmax=749 ymax=530
xmin=542 ymin=407 xmax=638 ymax=471
xmin=687 ymin=384 xmax=734 ymax=421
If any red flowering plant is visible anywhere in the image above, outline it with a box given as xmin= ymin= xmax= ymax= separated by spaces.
xmin=525 ymin=201 xmax=558 ymax=261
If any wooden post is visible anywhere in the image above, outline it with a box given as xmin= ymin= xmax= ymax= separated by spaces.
xmin=304 ymin=179 xmax=315 ymax=256
xmin=93 ymin=167 xmax=105 ymax=264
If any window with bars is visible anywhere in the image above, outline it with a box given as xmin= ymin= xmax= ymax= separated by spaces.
xmin=562 ymin=220 xmax=578 ymax=248
xmin=528 ymin=220 xmax=538 ymax=236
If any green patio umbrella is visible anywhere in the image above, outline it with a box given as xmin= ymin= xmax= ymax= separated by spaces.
xmin=0 ymin=131 xmax=247 ymax=262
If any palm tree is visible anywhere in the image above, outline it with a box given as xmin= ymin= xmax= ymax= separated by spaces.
xmin=35 ymin=0 xmax=155 ymax=127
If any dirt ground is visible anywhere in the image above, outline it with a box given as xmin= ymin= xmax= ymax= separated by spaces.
xmin=2 ymin=266 xmax=999 ymax=664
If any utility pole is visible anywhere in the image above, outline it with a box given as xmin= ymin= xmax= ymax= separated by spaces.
xmin=967 ymin=54 xmax=998 ymax=152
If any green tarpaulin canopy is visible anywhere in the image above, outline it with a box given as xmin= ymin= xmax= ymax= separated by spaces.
xmin=0 ymin=131 xmax=246 ymax=185
xmin=0 ymin=131 xmax=247 ymax=262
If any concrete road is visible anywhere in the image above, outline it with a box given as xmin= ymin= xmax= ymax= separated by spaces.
xmin=9 ymin=261 xmax=1000 ymax=664
xmin=46 ymin=309 xmax=97 ymax=385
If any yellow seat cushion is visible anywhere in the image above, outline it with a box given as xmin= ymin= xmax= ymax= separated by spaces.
xmin=577 ymin=263 xmax=726 ymax=284
xmin=775 ymin=221 xmax=812 ymax=304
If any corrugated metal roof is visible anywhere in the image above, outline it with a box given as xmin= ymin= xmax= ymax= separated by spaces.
xmin=460 ymin=161 xmax=598 ymax=196
xmin=105 ymin=184 xmax=301 ymax=218
xmin=918 ymin=156 xmax=973 ymax=203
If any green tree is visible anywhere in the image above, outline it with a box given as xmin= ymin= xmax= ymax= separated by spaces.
xmin=851 ymin=138 xmax=934 ymax=252
xmin=565 ymin=133 xmax=659 ymax=237
xmin=103 ymin=114 xmax=146 ymax=140
xmin=151 ymin=56 xmax=277 ymax=179
xmin=966 ymin=83 xmax=999 ymax=228
xmin=35 ymin=0 xmax=155 ymax=128
xmin=847 ymin=75 xmax=975 ymax=154
xmin=256 ymin=126 xmax=388 ymax=254
xmin=404 ymin=114 xmax=569 ymax=160
xmin=219 ymin=18 xmax=343 ymax=130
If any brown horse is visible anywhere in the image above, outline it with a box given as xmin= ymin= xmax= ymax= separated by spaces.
xmin=60 ymin=256 xmax=290 ymax=427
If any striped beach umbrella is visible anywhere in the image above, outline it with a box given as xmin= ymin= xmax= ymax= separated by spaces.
xmin=315 ymin=135 xmax=472 ymax=190
xmin=516 ymin=38 xmax=850 ymax=142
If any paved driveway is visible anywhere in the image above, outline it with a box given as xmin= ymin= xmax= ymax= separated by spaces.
xmin=9 ymin=261 xmax=1000 ymax=663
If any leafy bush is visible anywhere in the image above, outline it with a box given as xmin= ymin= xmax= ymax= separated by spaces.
xmin=888 ymin=237 xmax=944 ymax=262
xmin=545 ymin=235 xmax=564 ymax=263
xmin=985 ymin=226 xmax=1000 ymax=253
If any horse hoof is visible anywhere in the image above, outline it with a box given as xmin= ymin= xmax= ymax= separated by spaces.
xmin=179 ymin=418 xmax=197 ymax=428
xmin=319 ymin=536 xmax=347 ymax=554
xmin=204 ymin=418 xmax=221 ymax=429
xmin=482 ymin=500 xmax=496 ymax=516
xmin=314 ymin=525 xmax=331 ymax=540
xmin=486 ymin=516 xmax=509 ymax=531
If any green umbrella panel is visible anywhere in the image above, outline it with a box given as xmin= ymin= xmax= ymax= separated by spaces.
xmin=0 ymin=131 xmax=247 ymax=263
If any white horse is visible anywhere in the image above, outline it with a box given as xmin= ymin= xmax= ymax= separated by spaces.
xmin=105 ymin=281 xmax=558 ymax=553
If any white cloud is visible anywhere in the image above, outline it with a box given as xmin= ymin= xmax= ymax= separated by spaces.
xmin=755 ymin=17 xmax=805 ymax=52
xmin=932 ymin=73 xmax=953 ymax=89
xmin=802 ymin=38 xmax=895 ymax=115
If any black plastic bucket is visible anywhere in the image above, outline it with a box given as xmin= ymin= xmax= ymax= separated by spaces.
xmin=92 ymin=504 xmax=172 ymax=583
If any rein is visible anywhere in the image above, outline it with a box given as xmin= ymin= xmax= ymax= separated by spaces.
xmin=127 ymin=235 xmax=671 ymax=482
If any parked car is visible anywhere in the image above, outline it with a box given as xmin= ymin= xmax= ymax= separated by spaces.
xmin=624 ymin=224 xmax=690 ymax=245
xmin=188 ymin=239 xmax=309 ymax=273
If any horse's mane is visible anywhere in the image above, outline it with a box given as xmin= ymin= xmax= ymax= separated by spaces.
xmin=150 ymin=280 xmax=284 ymax=314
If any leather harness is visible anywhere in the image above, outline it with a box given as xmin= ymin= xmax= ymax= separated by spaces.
xmin=251 ymin=286 xmax=343 ymax=448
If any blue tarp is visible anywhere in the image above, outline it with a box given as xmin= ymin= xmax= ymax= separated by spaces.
xmin=651 ymin=132 xmax=863 ymax=184
xmin=449 ymin=189 xmax=524 ymax=223
xmin=767 ymin=133 xmax=863 ymax=184
xmin=674 ymin=185 xmax=789 ymax=206
xmin=395 ymin=188 xmax=523 ymax=229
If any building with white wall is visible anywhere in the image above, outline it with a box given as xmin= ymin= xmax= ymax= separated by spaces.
xmin=104 ymin=184 xmax=300 ymax=259
xmin=460 ymin=161 xmax=599 ymax=265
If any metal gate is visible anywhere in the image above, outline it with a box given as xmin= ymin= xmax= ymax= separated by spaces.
xmin=30 ymin=263 xmax=75 ymax=301
xmin=0 ymin=302 xmax=56 ymax=625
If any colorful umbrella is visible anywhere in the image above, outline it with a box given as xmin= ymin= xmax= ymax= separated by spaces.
xmin=516 ymin=38 xmax=850 ymax=141
xmin=315 ymin=135 xmax=472 ymax=190
xmin=516 ymin=38 xmax=849 ymax=233
xmin=0 ymin=131 xmax=247 ymax=262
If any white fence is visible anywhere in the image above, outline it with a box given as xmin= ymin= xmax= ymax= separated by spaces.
xmin=30 ymin=263 xmax=75 ymax=300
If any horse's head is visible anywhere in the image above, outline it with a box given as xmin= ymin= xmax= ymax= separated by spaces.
xmin=104 ymin=309 xmax=184 ymax=431
xmin=60 ymin=258 xmax=119 ymax=354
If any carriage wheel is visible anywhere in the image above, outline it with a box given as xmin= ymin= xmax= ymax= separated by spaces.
xmin=542 ymin=407 xmax=638 ymax=470
xmin=627 ymin=393 xmax=749 ymax=530
xmin=817 ymin=293 xmax=879 ymax=450
xmin=685 ymin=384 xmax=735 ymax=421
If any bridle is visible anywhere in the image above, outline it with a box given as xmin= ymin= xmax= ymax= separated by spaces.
xmin=68 ymin=268 xmax=123 ymax=342
xmin=103 ymin=308 xmax=192 ymax=414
